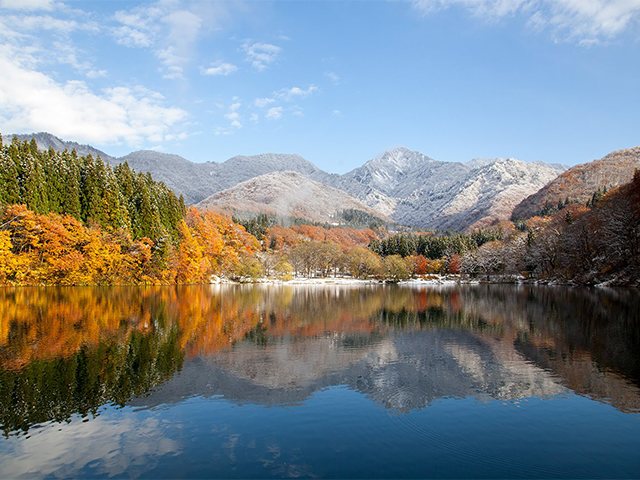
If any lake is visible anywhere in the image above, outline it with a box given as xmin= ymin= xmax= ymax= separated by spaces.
xmin=0 ymin=284 xmax=639 ymax=478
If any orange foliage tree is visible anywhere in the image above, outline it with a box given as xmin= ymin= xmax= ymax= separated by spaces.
xmin=0 ymin=205 xmax=262 ymax=286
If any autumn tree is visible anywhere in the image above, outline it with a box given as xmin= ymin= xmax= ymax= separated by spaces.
xmin=346 ymin=247 xmax=382 ymax=279
xmin=381 ymin=255 xmax=411 ymax=282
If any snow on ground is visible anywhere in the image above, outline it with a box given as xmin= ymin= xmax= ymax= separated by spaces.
xmin=210 ymin=275 xmax=464 ymax=286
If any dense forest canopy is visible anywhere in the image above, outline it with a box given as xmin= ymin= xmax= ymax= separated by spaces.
xmin=0 ymin=134 xmax=185 ymax=242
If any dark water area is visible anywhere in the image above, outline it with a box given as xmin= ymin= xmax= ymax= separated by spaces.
xmin=0 ymin=284 xmax=639 ymax=478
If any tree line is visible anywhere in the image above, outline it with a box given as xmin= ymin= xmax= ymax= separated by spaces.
xmin=369 ymin=229 xmax=503 ymax=259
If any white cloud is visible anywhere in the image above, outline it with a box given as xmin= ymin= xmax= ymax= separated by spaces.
xmin=412 ymin=0 xmax=640 ymax=43
xmin=332 ymin=109 xmax=342 ymax=116
xmin=413 ymin=0 xmax=529 ymax=17
xmin=50 ymin=40 xmax=106 ymax=78
xmin=0 ymin=11 xmax=101 ymax=77
xmin=241 ymin=41 xmax=281 ymax=71
xmin=5 ymin=14 xmax=95 ymax=34
xmin=249 ymin=86 xmax=317 ymax=121
xmin=275 ymin=85 xmax=318 ymax=101
xmin=85 ymin=69 xmax=107 ymax=79
xmin=324 ymin=71 xmax=340 ymax=85
xmin=224 ymin=101 xmax=242 ymax=128
xmin=112 ymin=9 xmax=156 ymax=47
xmin=0 ymin=414 xmax=181 ymax=478
xmin=163 ymin=9 xmax=202 ymax=60
xmin=250 ymin=113 xmax=259 ymax=122
xmin=0 ymin=0 xmax=56 ymax=11
xmin=253 ymin=97 xmax=276 ymax=108
xmin=112 ymin=25 xmax=153 ymax=48
xmin=161 ymin=64 xmax=184 ymax=80
xmin=201 ymin=61 xmax=237 ymax=76
xmin=214 ymin=126 xmax=233 ymax=136
xmin=112 ymin=3 xmax=206 ymax=80
xmin=266 ymin=106 xmax=283 ymax=120
xmin=0 ymin=45 xmax=188 ymax=146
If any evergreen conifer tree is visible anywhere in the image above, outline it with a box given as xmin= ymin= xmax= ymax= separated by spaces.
xmin=0 ymin=149 xmax=21 ymax=207
xmin=60 ymin=150 xmax=82 ymax=219
xmin=21 ymin=154 xmax=48 ymax=213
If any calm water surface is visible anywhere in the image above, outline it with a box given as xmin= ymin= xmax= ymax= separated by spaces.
xmin=0 ymin=284 xmax=639 ymax=478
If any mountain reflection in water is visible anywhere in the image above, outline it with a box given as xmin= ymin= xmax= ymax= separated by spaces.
xmin=1 ymin=284 xmax=639 ymax=436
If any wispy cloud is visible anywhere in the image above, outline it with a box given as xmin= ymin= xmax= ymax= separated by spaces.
xmin=412 ymin=0 xmax=640 ymax=44
xmin=324 ymin=71 xmax=340 ymax=85
xmin=224 ymin=101 xmax=242 ymax=128
xmin=241 ymin=40 xmax=281 ymax=71
xmin=112 ymin=9 xmax=157 ymax=48
xmin=266 ymin=106 xmax=283 ymax=120
xmin=0 ymin=8 xmax=103 ymax=78
xmin=201 ymin=61 xmax=237 ymax=76
xmin=0 ymin=0 xmax=56 ymax=11
xmin=4 ymin=14 xmax=97 ymax=34
xmin=253 ymin=97 xmax=276 ymax=108
xmin=86 ymin=69 xmax=107 ymax=79
xmin=275 ymin=85 xmax=318 ymax=101
xmin=249 ymin=85 xmax=318 ymax=121
xmin=159 ymin=9 xmax=202 ymax=79
xmin=112 ymin=1 xmax=231 ymax=80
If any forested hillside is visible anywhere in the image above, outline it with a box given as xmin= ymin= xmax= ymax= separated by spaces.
xmin=0 ymin=134 xmax=185 ymax=242
xmin=464 ymin=171 xmax=640 ymax=285
xmin=0 ymin=135 xmax=259 ymax=285
xmin=512 ymin=146 xmax=640 ymax=220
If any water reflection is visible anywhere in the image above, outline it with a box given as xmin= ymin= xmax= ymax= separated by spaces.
xmin=1 ymin=284 xmax=639 ymax=436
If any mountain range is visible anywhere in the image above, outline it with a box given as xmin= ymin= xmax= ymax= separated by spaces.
xmin=12 ymin=132 xmax=574 ymax=230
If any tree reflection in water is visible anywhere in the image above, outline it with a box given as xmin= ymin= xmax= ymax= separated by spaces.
xmin=1 ymin=284 xmax=639 ymax=435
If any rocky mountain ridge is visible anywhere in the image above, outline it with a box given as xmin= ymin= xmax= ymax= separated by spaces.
xmin=11 ymin=132 xmax=569 ymax=230
xmin=326 ymin=147 xmax=565 ymax=229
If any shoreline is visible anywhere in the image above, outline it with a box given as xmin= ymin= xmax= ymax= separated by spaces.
xmin=211 ymin=275 xmax=472 ymax=286
xmin=2 ymin=274 xmax=636 ymax=288
xmin=210 ymin=274 xmax=638 ymax=288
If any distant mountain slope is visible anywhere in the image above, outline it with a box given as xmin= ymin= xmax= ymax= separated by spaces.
xmin=511 ymin=146 xmax=640 ymax=220
xmin=12 ymin=133 xmax=336 ymax=205
xmin=328 ymin=147 xmax=565 ymax=230
xmin=195 ymin=171 xmax=386 ymax=224
xmin=12 ymin=132 xmax=115 ymax=162
xmin=112 ymin=150 xmax=218 ymax=204
xmin=113 ymin=152 xmax=338 ymax=205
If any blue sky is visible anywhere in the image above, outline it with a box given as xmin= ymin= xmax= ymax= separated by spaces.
xmin=0 ymin=0 xmax=639 ymax=173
